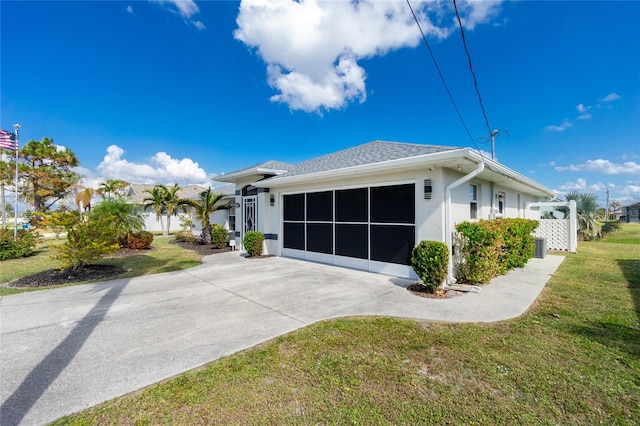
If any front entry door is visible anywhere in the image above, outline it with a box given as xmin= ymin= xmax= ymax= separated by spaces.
xmin=243 ymin=196 xmax=257 ymax=235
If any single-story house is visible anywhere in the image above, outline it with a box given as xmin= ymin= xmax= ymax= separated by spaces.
xmin=620 ymin=201 xmax=640 ymax=223
xmin=125 ymin=183 xmax=236 ymax=233
xmin=216 ymin=140 xmax=554 ymax=279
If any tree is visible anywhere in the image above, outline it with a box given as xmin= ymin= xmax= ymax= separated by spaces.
xmin=18 ymin=138 xmax=80 ymax=214
xmin=163 ymin=184 xmax=187 ymax=236
xmin=75 ymin=187 xmax=94 ymax=216
xmin=142 ymin=186 xmax=166 ymax=236
xmin=89 ymin=197 xmax=144 ymax=245
xmin=558 ymin=192 xmax=602 ymax=240
xmin=181 ymin=188 xmax=229 ymax=244
xmin=98 ymin=179 xmax=129 ymax=199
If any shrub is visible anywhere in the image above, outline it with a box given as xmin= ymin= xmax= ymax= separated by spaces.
xmin=411 ymin=240 xmax=449 ymax=293
xmin=175 ymin=230 xmax=197 ymax=243
xmin=455 ymin=218 xmax=539 ymax=284
xmin=52 ymin=214 xmax=120 ymax=270
xmin=211 ymin=224 xmax=228 ymax=249
xmin=125 ymin=231 xmax=154 ymax=249
xmin=0 ymin=228 xmax=38 ymax=260
xmin=89 ymin=198 xmax=145 ymax=246
xmin=243 ymin=231 xmax=264 ymax=257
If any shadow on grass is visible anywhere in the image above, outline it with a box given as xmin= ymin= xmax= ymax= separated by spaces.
xmin=103 ymin=253 xmax=201 ymax=277
xmin=618 ymin=258 xmax=640 ymax=327
xmin=568 ymin=260 xmax=640 ymax=359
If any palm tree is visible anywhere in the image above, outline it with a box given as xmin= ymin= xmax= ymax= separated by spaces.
xmin=98 ymin=179 xmax=129 ymax=200
xmin=182 ymin=188 xmax=229 ymax=244
xmin=163 ymin=184 xmax=189 ymax=236
xmin=559 ymin=191 xmax=602 ymax=240
xmin=142 ymin=186 xmax=167 ymax=236
xmin=89 ymin=197 xmax=144 ymax=245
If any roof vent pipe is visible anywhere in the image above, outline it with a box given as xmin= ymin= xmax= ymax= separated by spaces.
xmin=444 ymin=161 xmax=485 ymax=286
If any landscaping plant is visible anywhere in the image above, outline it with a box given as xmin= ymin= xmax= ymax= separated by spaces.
xmin=0 ymin=228 xmax=38 ymax=260
xmin=411 ymin=240 xmax=448 ymax=292
xmin=125 ymin=231 xmax=154 ymax=250
xmin=243 ymin=231 xmax=264 ymax=257
xmin=211 ymin=224 xmax=228 ymax=249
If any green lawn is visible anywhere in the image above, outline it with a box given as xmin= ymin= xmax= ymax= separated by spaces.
xmin=52 ymin=223 xmax=640 ymax=425
xmin=0 ymin=237 xmax=201 ymax=296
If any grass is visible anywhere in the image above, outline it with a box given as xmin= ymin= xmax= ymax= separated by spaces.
xmin=0 ymin=237 xmax=201 ymax=296
xmin=51 ymin=223 xmax=640 ymax=425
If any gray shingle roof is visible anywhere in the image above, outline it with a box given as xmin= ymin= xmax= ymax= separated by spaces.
xmin=126 ymin=184 xmax=209 ymax=203
xmin=269 ymin=140 xmax=461 ymax=180
xmin=222 ymin=160 xmax=296 ymax=177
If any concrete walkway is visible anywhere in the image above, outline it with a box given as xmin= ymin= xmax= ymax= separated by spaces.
xmin=0 ymin=252 xmax=564 ymax=425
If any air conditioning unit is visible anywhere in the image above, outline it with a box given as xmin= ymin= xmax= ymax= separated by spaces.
xmin=534 ymin=237 xmax=547 ymax=259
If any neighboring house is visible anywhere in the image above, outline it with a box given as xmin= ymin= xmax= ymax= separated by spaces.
xmin=217 ymin=140 xmax=554 ymax=279
xmin=620 ymin=201 xmax=640 ymax=223
xmin=125 ymin=183 xmax=236 ymax=233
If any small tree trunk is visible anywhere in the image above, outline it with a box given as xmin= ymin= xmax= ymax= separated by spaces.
xmin=201 ymin=224 xmax=213 ymax=245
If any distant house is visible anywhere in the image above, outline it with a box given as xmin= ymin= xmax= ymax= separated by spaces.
xmin=217 ymin=140 xmax=554 ymax=279
xmin=125 ymin=183 xmax=236 ymax=233
xmin=620 ymin=201 xmax=640 ymax=223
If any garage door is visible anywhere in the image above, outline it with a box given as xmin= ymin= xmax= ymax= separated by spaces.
xmin=282 ymin=183 xmax=416 ymax=276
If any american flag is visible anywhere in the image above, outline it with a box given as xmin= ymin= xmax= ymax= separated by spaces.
xmin=0 ymin=130 xmax=17 ymax=150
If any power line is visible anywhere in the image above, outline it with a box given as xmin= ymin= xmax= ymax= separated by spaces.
xmin=405 ymin=0 xmax=485 ymax=161
xmin=453 ymin=0 xmax=492 ymax=136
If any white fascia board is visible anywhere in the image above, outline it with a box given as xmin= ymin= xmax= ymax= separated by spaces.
xmin=467 ymin=151 xmax=554 ymax=197
xmin=215 ymin=167 xmax=289 ymax=183
xmin=253 ymin=148 xmax=472 ymax=188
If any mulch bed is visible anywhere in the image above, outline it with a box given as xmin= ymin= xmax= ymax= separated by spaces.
xmin=407 ymin=283 xmax=463 ymax=299
xmin=8 ymin=264 xmax=129 ymax=288
xmin=169 ymin=240 xmax=232 ymax=256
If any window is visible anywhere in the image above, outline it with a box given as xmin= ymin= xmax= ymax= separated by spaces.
xmin=470 ymin=184 xmax=478 ymax=219
xmin=228 ymin=206 xmax=236 ymax=231
xmin=497 ymin=191 xmax=505 ymax=216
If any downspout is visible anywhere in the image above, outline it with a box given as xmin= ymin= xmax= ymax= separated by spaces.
xmin=444 ymin=160 xmax=485 ymax=286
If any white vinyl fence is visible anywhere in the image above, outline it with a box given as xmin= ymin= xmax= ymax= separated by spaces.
xmin=526 ymin=201 xmax=578 ymax=252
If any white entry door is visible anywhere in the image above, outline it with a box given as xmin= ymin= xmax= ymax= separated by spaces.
xmin=243 ymin=196 xmax=257 ymax=235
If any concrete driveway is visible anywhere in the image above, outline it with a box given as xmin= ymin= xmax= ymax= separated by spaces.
xmin=0 ymin=252 xmax=563 ymax=425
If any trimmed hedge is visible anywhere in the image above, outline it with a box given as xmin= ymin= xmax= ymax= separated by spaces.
xmin=411 ymin=240 xmax=449 ymax=293
xmin=456 ymin=218 xmax=538 ymax=284
xmin=125 ymin=231 xmax=154 ymax=249
xmin=243 ymin=231 xmax=264 ymax=257
xmin=211 ymin=224 xmax=228 ymax=249
xmin=0 ymin=228 xmax=38 ymax=260
xmin=175 ymin=230 xmax=197 ymax=244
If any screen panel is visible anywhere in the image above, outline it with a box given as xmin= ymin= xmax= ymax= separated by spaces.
xmin=306 ymin=191 xmax=333 ymax=222
xmin=283 ymin=194 xmax=305 ymax=221
xmin=370 ymin=184 xmax=415 ymax=224
xmin=335 ymin=224 xmax=368 ymax=259
xmin=370 ymin=225 xmax=414 ymax=265
xmin=283 ymin=222 xmax=305 ymax=250
xmin=335 ymin=188 xmax=368 ymax=222
xmin=306 ymin=223 xmax=333 ymax=254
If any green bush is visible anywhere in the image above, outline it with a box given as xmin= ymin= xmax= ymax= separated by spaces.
xmin=411 ymin=240 xmax=449 ymax=293
xmin=456 ymin=218 xmax=538 ymax=284
xmin=243 ymin=231 xmax=264 ymax=257
xmin=211 ymin=224 xmax=228 ymax=249
xmin=0 ymin=228 xmax=38 ymax=260
xmin=175 ymin=230 xmax=197 ymax=243
xmin=51 ymin=212 xmax=120 ymax=270
xmin=125 ymin=231 xmax=154 ymax=249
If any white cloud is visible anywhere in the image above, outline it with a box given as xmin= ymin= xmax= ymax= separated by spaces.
xmin=544 ymin=119 xmax=572 ymax=132
xmin=555 ymin=159 xmax=640 ymax=175
xmin=127 ymin=5 xmax=135 ymax=16
xmin=558 ymin=178 xmax=588 ymax=191
xmin=150 ymin=0 xmax=206 ymax=30
xmin=234 ymin=0 xmax=502 ymax=113
xmin=576 ymin=103 xmax=591 ymax=113
xmin=96 ymin=145 xmax=209 ymax=185
xmin=577 ymin=113 xmax=592 ymax=120
xmin=602 ymin=92 xmax=621 ymax=102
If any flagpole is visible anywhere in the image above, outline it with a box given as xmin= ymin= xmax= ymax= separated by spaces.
xmin=13 ymin=123 xmax=20 ymax=240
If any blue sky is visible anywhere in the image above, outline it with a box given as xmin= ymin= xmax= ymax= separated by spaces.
xmin=1 ymin=0 xmax=639 ymax=206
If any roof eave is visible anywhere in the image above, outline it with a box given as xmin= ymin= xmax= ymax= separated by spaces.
xmin=215 ymin=167 xmax=290 ymax=183
xmin=253 ymin=148 xmax=472 ymax=188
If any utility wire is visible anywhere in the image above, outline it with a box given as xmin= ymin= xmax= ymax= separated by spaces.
xmin=405 ymin=0 xmax=485 ymax=161
xmin=453 ymin=0 xmax=492 ymax=136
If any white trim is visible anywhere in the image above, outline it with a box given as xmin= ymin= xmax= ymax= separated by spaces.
xmin=369 ymin=260 xmax=417 ymax=279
